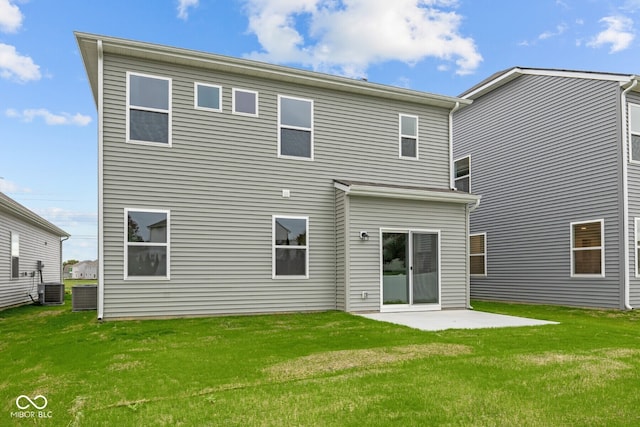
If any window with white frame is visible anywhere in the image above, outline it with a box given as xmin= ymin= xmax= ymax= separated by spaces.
xmin=636 ymin=218 xmax=640 ymax=277
xmin=232 ymin=88 xmax=258 ymax=116
xmin=571 ymin=220 xmax=604 ymax=276
xmin=125 ymin=209 xmax=170 ymax=278
xmin=273 ymin=216 xmax=308 ymax=278
xmin=10 ymin=232 xmax=19 ymax=279
xmin=399 ymin=114 xmax=418 ymax=159
xmin=629 ymin=104 xmax=640 ymax=161
xmin=470 ymin=233 xmax=486 ymax=276
xmin=278 ymin=95 xmax=313 ymax=159
xmin=127 ymin=72 xmax=171 ymax=145
xmin=195 ymin=83 xmax=222 ymax=111
xmin=455 ymin=156 xmax=471 ymax=192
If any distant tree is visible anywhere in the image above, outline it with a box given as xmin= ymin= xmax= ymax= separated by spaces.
xmin=63 ymin=259 xmax=79 ymax=267
xmin=128 ymin=216 xmax=144 ymax=242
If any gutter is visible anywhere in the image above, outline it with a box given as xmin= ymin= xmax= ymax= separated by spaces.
xmin=621 ymin=77 xmax=638 ymax=310
xmin=97 ymin=39 xmax=105 ymax=320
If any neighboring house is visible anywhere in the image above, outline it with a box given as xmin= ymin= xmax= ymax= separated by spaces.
xmin=76 ymin=32 xmax=479 ymax=320
xmin=0 ymin=192 xmax=70 ymax=309
xmin=71 ymin=260 xmax=98 ymax=279
xmin=453 ymin=67 xmax=640 ymax=309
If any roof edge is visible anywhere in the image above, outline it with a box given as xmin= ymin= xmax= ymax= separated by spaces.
xmin=334 ymin=180 xmax=480 ymax=204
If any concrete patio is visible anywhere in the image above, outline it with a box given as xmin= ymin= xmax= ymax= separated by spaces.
xmin=357 ymin=309 xmax=558 ymax=331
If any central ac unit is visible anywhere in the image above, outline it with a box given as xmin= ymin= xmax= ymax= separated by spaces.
xmin=38 ymin=282 xmax=65 ymax=305
xmin=72 ymin=285 xmax=97 ymax=311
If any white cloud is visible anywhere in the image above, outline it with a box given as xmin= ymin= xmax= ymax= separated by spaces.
xmin=0 ymin=0 xmax=23 ymax=33
xmin=177 ymin=0 xmax=199 ymax=20
xmin=6 ymin=108 xmax=92 ymax=126
xmin=34 ymin=207 xmax=97 ymax=227
xmin=0 ymin=43 xmax=40 ymax=82
xmin=587 ymin=15 xmax=635 ymax=53
xmin=0 ymin=178 xmax=31 ymax=193
xmin=243 ymin=0 xmax=482 ymax=77
xmin=539 ymin=23 xmax=568 ymax=40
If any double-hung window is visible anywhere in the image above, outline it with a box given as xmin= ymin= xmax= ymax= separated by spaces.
xmin=273 ymin=216 xmax=309 ymax=278
xmin=454 ymin=156 xmax=471 ymax=192
xmin=233 ymin=88 xmax=258 ymax=116
xmin=10 ymin=232 xmax=19 ymax=279
xmin=127 ymin=72 xmax=171 ymax=145
xmin=630 ymin=104 xmax=640 ymax=162
xmin=570 ymin=220 xmax=604 ymax=277
xmin=470 ymin=233 xmax=486 ymax=276
xmin=125 ymin=209 xmax=170 ymax=279
xmin=278 ymin=95 xmax=313 ymax=159
xmin=399 ymin=114 xmax=418 ymax=159
xmin=195 ymin=83 xmax=222 ymax=111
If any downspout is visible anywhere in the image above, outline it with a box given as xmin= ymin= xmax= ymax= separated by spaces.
xmin=60 ymin=236 xmax=70 ymax=282
xmin=621 ymin=78 xmax=638 ymax=310
xmin=97 ymin=39 xmax=105 ymax=320
xmin=449 ymin=101 xmax=461 ymax=190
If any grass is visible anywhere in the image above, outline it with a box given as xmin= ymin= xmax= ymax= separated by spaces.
xmin=1 ymin=298 xmax=640 ymax=426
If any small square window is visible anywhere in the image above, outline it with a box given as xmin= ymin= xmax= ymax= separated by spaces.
xmin=195 ymin=83 xmax=222 ymax=111
xmin=233 ymin=88 xmax=258 ymax=116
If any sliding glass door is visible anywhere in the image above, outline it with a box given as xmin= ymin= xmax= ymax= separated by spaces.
xmin=382 ymin=230 xmax=439 ymax=307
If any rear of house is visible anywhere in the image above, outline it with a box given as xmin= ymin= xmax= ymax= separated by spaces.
xmin=454 ymin=67 xmax=640 ymax=309
xmin=1 ymin=192 xmax=69 ymax=309
xmin=76 ymin=32 xmax=479 ymax=319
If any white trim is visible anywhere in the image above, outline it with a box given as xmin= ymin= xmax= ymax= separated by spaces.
xmin=379 ymin=228 xmax=442 ymax=312
xmin=97 ymin=39 xmax=105 ymax=319
xmin=194 ymin=82 xmax=222 ymax=112
xmin=398 ymin=113 xmax=419 ymax=160
xmin=336 ymin=181 xmax=480 ymax=205
xmin=126 ymin=71 xmax=172 ymax=146
xmin=454 ymin=155 xmax=471 ymax=192
xmin=570 ymin=219 xmax=605 ymax=278
xmin=277 ymin=94 xmax=314 ymax=161
xmin=469 ymin=232 xmax=486 ymax=277
xmin=124 ymin=208 xmax=171 ymax=280
xmin=272 ymin=215 xmax=309 ymax=279
xmin=232 ymin=88 xmax=259 ymax=117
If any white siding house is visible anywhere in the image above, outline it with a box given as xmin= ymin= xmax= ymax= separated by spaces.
xmin=76 ymin=32 xmax=479 ymax=319
xmin=0 ymin=192 xmax=70 ymax=309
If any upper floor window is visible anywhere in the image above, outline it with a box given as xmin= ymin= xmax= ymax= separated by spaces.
xmin=195 ymin=83 xmax=222 ymax=111
xmin=455 ymin=156 xmax=471 ymax=192
xmin=127 ymin=72 xmax=171 ymax=145
xmin=125 ymin=209 xmax=170 ymax=279
xmin=629 ymin=103 xmax=640 ymax=161
xmin=10 ymin=232 xmax=19 ymax=279
xmin=399 ymin=114 xmax=418 ymax=159
xmin=278 ymin=95 xmax=313 ymax=160
xmin=570 ymin=220 xmax=604 ymax=277
xmin=273 ymin=216 xmax=309 ymax=278
xmin=233 ymin=88 xmax=258 ymax=116
xmin=470 ymin=233 xmax=486 ymax=276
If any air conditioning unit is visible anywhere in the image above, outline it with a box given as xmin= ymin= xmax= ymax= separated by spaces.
xmin=38 ymin=282 xmax=65 ymax=305
xmin=72 ymin=285 xmax=97 ymax=311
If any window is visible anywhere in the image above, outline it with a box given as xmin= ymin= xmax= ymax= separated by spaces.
xmin=232 ymin=88 xmax=258 ymax=116
xmin=455 ymin=156 xmax=471 ymax=193
xmin=278 ymin=95 xmax=313 ymax=159
xmin=630 ymin=104 xmax=640 ymax=162
xmin=127 ymin=72 xmax=171 ymax=145
xmin=570 ymin=220 xmax=604 ymax=277
xmin=470 ymin=233 xmax=486 ymax=276
xmin=636 ymin=218 xmax=640 ymax=277
xmin=10 ymin=232 xmax=19 ymax=279
xmin=273 ymin=216 xmax=308 ymax=278
xmin=195 ymin=83 xmax=222 ymax=111
xmin=125 ymin=209 xmax=170 ymax=279
xmin=399 ymin=114 xmax=418 ymax=159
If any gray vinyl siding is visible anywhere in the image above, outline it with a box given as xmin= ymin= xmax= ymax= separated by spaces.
xmin=625 ymin=91 xmax=640 ymax=307
xmin=345 ymin=196 xmax=469 ymax=311
xmin=0 ymin=212 xmax=62 ymax=309
xmin=335 ymin=189 xmax=346 ymax=311
xmin=454 ymin=74 xmax=624 ymax=308
xmin=101 ymin=54 xmax=454 ymax=318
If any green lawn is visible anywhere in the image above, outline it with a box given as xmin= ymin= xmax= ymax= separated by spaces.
xmin=1 ymin=298 xmax=640 ymax=426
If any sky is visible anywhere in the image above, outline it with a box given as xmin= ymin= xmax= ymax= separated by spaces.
xmin=2 ymin=0 xmax=640 ymax=262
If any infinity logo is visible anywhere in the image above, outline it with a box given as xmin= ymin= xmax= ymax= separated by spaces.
xmin=15 ymin=395 xmax=48 ymax=410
